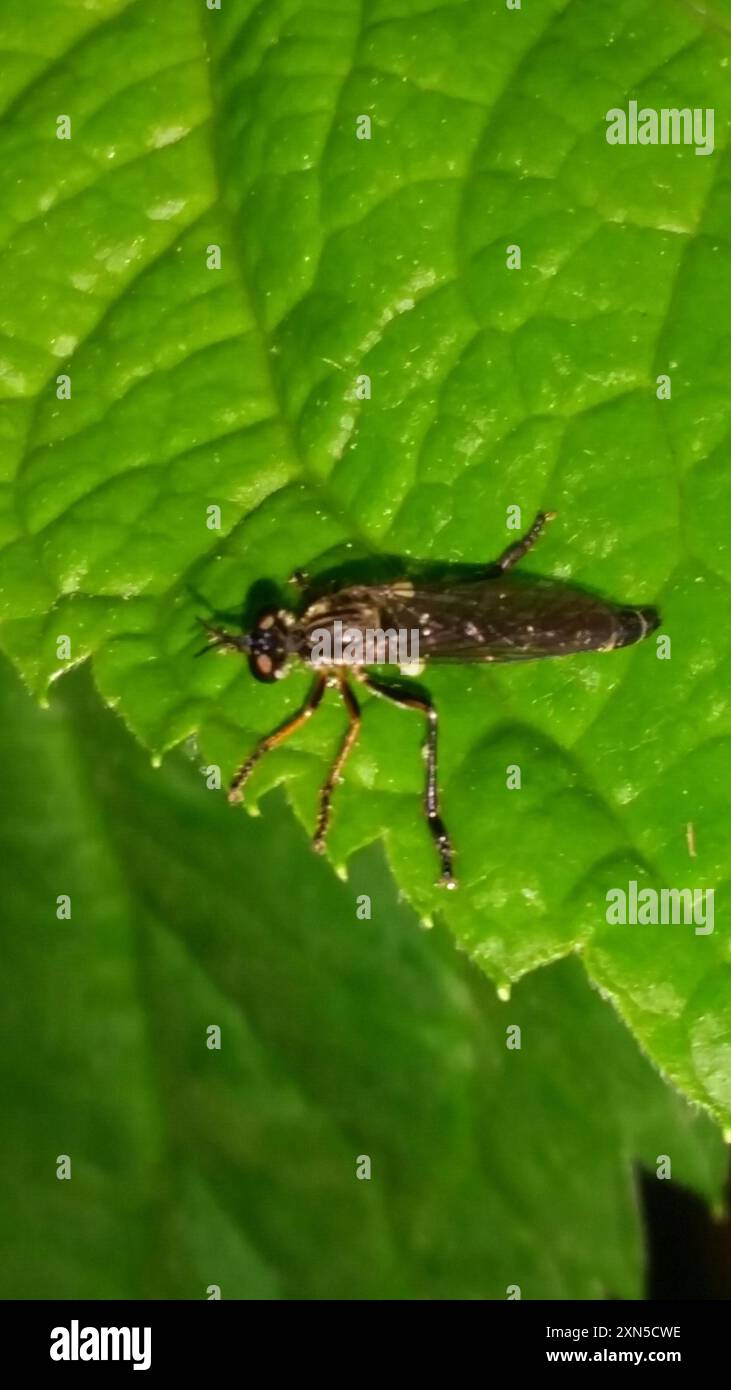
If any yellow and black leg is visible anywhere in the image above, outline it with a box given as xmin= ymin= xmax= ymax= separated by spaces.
xmin=361 ymin=675 xmax=456 ymax=889
xmin=313 ymin=676 xmax=362 ymax=854
xmin=229 ymin=673 xmax=327 ymax=803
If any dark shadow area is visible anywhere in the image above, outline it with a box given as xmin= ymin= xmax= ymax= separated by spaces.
xmin=642 ymin=1170 xmax=731 ymax=1299
xmin=186 ymin=577 xmax=283 ymax=631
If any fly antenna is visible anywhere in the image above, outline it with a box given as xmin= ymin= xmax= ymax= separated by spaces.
xmin=194 ymin=617 xmax=249 ymax=658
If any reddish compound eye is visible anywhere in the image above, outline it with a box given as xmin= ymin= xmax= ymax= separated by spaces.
xmin=247 ymin=612 xmax=289 ymax=683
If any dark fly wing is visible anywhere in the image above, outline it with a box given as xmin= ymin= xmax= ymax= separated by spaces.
xmin=369 ymin=577 xmax=633 ymax=662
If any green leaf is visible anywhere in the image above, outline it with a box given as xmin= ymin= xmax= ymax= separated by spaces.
xmin=0 ymin=1 xmax=730 ymax=1124
xmin=0 ymin=656 xmax=725 ymax=1299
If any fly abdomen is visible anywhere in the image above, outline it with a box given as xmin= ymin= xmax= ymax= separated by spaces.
xmin=612 ymin=605 xmax=660 ymax=649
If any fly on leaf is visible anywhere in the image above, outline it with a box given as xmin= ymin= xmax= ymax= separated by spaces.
xmin=200 ymin=512 xmax=659 ymax=889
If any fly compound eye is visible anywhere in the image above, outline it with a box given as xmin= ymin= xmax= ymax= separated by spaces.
xmin=247 ymin=611 xmax=289 ymax=682
xmin=250 ymin=651 xmax=276 ymax=683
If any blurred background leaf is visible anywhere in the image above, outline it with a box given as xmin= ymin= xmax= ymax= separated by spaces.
xmin=0 ymin=657 xmax=725 ymax=1298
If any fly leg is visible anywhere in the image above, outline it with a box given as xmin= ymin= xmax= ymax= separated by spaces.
xmin=360 ymin=675 xmax=456 ymax=889
xmin=229 ymin=673 xmax=327 ymax=803
xmin=493 ymin=510 xmax=556 ymax=573
xmin=313 ymin=676 xmax=362 ymax=854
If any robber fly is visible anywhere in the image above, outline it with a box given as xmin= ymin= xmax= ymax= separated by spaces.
xmin=200 ymin=512 xmax=659 ymax=889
